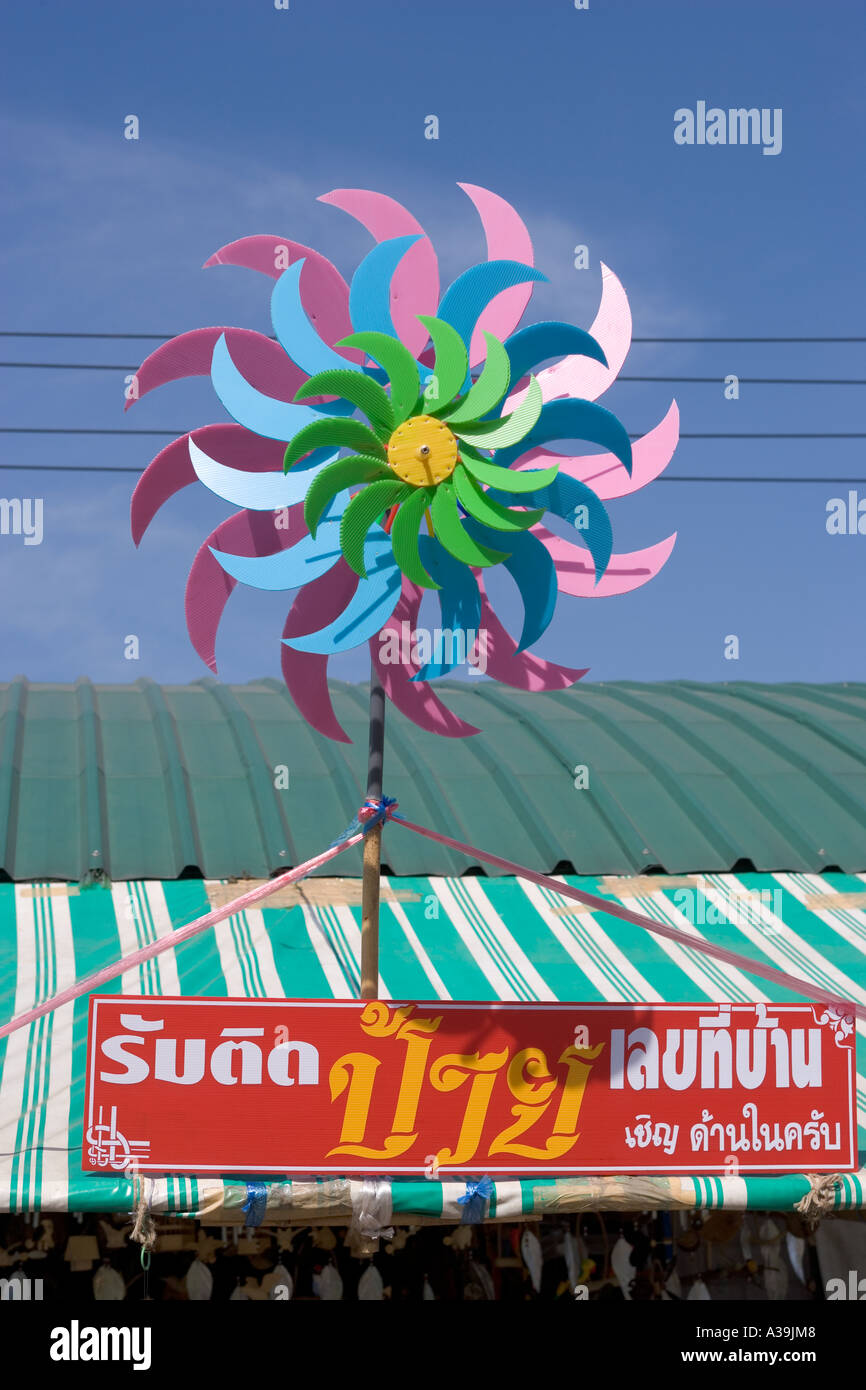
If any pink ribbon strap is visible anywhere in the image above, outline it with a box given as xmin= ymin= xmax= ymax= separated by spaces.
xmin=1 ymin=812 xmax=861 ymax=1036
xmin=392 ymin=816 xmax=864 ymax=1024
xmin=0 ymin=833 xmax=363 ymax=1041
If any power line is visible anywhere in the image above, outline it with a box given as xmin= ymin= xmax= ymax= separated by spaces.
xmin=1 ymin=427 xmax=863 ymax=439
xmin=654 ymin=476 xmax=866 ymax=484
xmin=1 ymin=362 xmax=863 ymax=386
xmin=0 ymin=463 xmax=862 ymax=484
xmin=0 ymin=330 xmax=864 ymax=343
xmin=622 ymin=377 xmax=865 ymax=386
xmin=631 ymin=337 xmax=866 ymax=344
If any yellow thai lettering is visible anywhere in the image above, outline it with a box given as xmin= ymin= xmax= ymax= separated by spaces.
xmin=429 ymin=1049 xmax=509 ymax=1166
xmin=488 ymin=1046 xmax=558 ymax=1158
xmin=327 ymin=1004 xmax=443 ymax=1159
xmin=550 ymin=1042 xmax=605 ymax=1135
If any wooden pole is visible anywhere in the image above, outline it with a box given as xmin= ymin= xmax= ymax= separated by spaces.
xmin=359 ymin=661 xmax=385 ymax=1000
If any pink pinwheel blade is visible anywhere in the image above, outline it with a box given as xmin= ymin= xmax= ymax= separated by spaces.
xmin=126 ymin=327 xmax=311 ymax=412
xmin=516 ymin=401 xmax=680 ymax=501
xmin=131 ymin=425 xmax=288 ymax=546
xmin=204 ymin=236 xmax=361 ymax=362
xmin=535 ymin=531 xmax=678 ymax=597
xmin=458 ymin=183 xmax=535 ymax=366
xmin=281 ymin=561 xmax=361 ymax=744
xmin=371 ymin=580 xmax=481 ymax=738
xmin=185 ymin=505 xmax=306 ymax=671
xmin=477 ymin=580 xmax=588 ymax=690
xmin=319 ymin=189 xmax=439 ymax=359
xmin=506 ymin=262 xmax=633 ymax=409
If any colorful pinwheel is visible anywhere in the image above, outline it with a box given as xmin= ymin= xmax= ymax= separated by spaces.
xmin=131 ymin=185 xmax=679 ymax=741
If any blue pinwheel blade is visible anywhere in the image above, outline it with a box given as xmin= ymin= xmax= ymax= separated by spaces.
xmin=281 ymin=532 xmax=402 ymax=654
xmin=490 ymin=473 xmax=613 ymax=581
xmin=349 ymin=235 xmax=422 ymax=339
xmin=209 ymin=520 xmax=343 ymax=591
xmin=436 ymin=260 xmax=547 ymax=393
xmin=210 ymin=335 xmax=352 ymax=442
xmin=271 ymin=260 xmax=355 ymax=377
xmin=464 ymin=521 xmax=557 ymax=651
xmin=493 ymin=396 xmax=633 ymax=475
xmin=410 ymin=536 xmax=482 ymax=681
xmin=503 ymin=321 xmax=608 ymax=384
xmin=188 ymin=436 xmax=337 ymax=510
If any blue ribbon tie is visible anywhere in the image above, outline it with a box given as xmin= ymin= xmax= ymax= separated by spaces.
xmin=329 ymin=794 xmax=399 ymax=849
xmin=457 ymin=1176 xmax=494 ymax=1224
xmin=241 ymin=1181 xmax=268 ymax=1229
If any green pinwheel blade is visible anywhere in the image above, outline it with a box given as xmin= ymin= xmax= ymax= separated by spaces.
xmin=304 ymin=454 xmax=391 ymax=536
xmin=453 ymin=376 xmax=543 ymax=448
xmin=284 ymin=417 xmax=386 ymax=471
xmin=443 ymin=332 xmax=511 ymax=425
xmin=453 ymin=462 xmax=544 ymax=532
xmin=340 ymin=480 xmax=412 ymax=578
xmin=430 ymin=479 xmax=510 ymax=568
xmin=390 ymin=486 xmax=440 ymax=589
xmin=295 ymin=369 xmax=395 ymax=438
xmin=337 ymin=331 xmax=421 ymax=427
xmin=417 ymin=315 xmax=469 ymax=415
xmin=459 ymin=446 xmax=559 ymax=493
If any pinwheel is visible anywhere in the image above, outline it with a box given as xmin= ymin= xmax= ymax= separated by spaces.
xmin=130 ymin=185 xmax=679 ymax=742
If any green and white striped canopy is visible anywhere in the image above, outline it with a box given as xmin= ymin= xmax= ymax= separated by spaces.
xmin=1 ymin=871 xmax=863 ymax=1216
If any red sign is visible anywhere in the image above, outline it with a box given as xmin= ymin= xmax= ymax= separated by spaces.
xmin=83 ymin=998 xmax=857 ymax=1176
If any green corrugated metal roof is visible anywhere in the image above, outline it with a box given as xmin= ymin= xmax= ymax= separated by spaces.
xmin=1 ymin=676 xmax=865 ymax=881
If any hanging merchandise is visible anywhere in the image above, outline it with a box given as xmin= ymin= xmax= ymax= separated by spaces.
xmin=92 ymin=1261 xmax=126 ymax=1301
xmin=385 ymin=1228 xmax=418 ymax=1254
xmin=610 ymin=1234 xmax=634 ymax=1300
xmin=785 ymin=1231 xmax=808 ymax=1288
xmin=759 ymin=1218 xmax=789 ymax=1301
xmin=740 ymin=1217 xmax=754 ymax=1265
xmin=185 ymin=1257 xmax=214 ymax=1302
xmin=443 ymin=1227 xmax=474 ymax=1252
xmin=98 ymin=1219 xmax=127 ymax=1250
xmin=64 ymin=1235 xmax=100 ymax=1272
xmin=687 ymin=1278 xmax=712 ymax=1301
xmin=310 ymin=1227 xmax=337 ymax=1252
xmin=467 ymin=1260 xmax=495 ymax=1301
xmin=266 ymin=1263 xmax=294 ymax=1300
xmin=357 ymin=1263 xmax=385 ymax=1301
xmin=422 ymin=1276 xmax=436 ymax=1301
xmin=316 ymin=1261 xmax=344 ymax=1301
xmin=563 ymin=1230 xmax=581 ymax=1291
xmin=520 ymin=1229 xmax=543 ymax=1295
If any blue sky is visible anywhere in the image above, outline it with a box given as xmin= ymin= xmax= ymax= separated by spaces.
xmin=1 ymin=0 xmax=864 ymax=689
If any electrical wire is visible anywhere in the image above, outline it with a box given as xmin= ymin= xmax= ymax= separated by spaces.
xmin=1 ymin=331 xmax=864 ymax=343
xmin=1 ymin=363 xmax=863 ymax=385
xmin=1 ymin=428 xmax=863 ymax=439
xmin=0 ymin=463 xmax=862 ymax=483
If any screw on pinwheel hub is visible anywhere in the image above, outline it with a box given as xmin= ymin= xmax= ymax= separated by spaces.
xmin=386 ymin=414 xmax=458 ymax=487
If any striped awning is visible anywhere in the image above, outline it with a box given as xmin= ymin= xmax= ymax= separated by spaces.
xmin=1 ymin=870 xmax=864 ymax=1216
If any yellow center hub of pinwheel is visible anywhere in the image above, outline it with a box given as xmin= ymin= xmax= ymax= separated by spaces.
xmin=386 ymin=414 xmax=458 ymax=487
